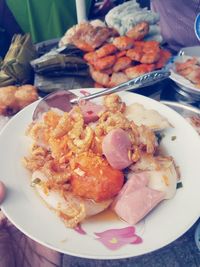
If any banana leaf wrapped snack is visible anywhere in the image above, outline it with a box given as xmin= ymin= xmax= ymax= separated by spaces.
xmin=34 ymin=74 xmax=94 ymax=93
xmin=31 ymin=45 xmax=89 ymax=77
xmin=32 ymin=44 xmax=92 ymax=93
xmin=0 ymin=34 xmax=37 ymax=86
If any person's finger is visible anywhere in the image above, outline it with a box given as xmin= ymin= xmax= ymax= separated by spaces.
xmin=0 ymin=181 xmax=6 ymax=203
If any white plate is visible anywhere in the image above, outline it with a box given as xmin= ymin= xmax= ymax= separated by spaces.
xmin=169 ymin=55 xmax=200 ymax=96
xmin=179 ymin=46 xmax=200 ymax=57
xmin=0 ymin=89 xmax=200 ymax=259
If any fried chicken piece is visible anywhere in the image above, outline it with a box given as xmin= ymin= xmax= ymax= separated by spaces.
xmin=126 ymin=21 xmax=149 ymax=40
xmin=155 ymin=50 xmax=171 ymax=69
xmin=112 ymin=56 xmax=132 ymax=72
xmin=89 ymin=66 xmax=110 ymax=87
xmin=93 ymin=55 xmax=117 ymax=71
xmin=126 ymin=47 xmax=143 ymax=62
xmin=125 ymin=64 xmax=155 ymax=79
xmin=113 ymin=36 xmax=134 ymax=51
xmin=95 ymin=43 xmax=118 ymax=58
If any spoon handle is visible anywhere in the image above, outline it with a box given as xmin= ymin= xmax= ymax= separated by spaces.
xmin=70 ymin=70 xmax=170 ymax=104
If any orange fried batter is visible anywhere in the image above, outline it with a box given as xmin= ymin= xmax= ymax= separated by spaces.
xmin=43 ymin=110 xmax=61 ymax=128
xmin=113 ymin=36 xmax=134 ymax=51
xmin=125 ymin=64 xmax=155 ymax=79
xmin=126 ymin=21 xmax=149 ymax=40
xmin=96 ymin=44 xmax=118 ymax=58
xmin=116 ymin=51 xmax=127 ymax=58
xmin=126 ymin=47 xmax=143 ymax=62
xmin=113 ymin=56 xmax=132 ymax=72
xmin=83 ymin=51 xmax=98 ymax=64
xmin=155 ymin=50 xmax=171 ymax=69
xmin=94 ymin=55 xmax=117 ymax=71
xmin=71 ymin=153 xmax=124 ymax=202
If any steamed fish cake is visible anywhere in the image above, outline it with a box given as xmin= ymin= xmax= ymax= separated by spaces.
xmin=125 ymin=103 xmax=171 ymax=131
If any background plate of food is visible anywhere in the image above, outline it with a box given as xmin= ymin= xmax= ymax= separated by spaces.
xmin=0 ymin=88 xmax=200 ymax=259
xmin=169 ymin=54 xmax=200 ymax=96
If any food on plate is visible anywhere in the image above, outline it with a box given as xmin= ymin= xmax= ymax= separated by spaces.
xmin=112 ymin=172 xmax=165 ymax=225
xmin=59 ymin=20 xmax=118 ymax=52
xmin=113 ymin=36 xmax=135 ymax=51
xmin=89 ymin=66 xmax=110 ymax=87
xmin=112 ymin=56 xmax=132 ymax=72
xmin=126 ymin=21 xmax=149 ymax=40
xmin=105 ymin=0 xmax=161 ymax=41
xmin=32 ymin=170 xmax=113 ymax=228
xmin=186 ymin=115 xmax=200 ymax=134
xmin=175 ymin=57 xmax=200 ymax=88
xmin=58 ymin=1 xmax=171 ymax=88
xmin=71 ymin=153 xmax=124 ymax=201
xmin=0 ymin=85 xmax=38 ymax=116
xmin=124 ymin=64 xmax=155 ymax=79
xmin=84 ymin=40 xmax=171 ymax=87
xmin=23 ymin=93 xmax=178 ymax=228
xmin=102 ymin=128 xmax=132 ymax=170
xmin=125 ymin=103 xmax=171 ymax=131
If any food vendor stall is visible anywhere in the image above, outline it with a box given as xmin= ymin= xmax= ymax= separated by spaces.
xmin=0 ymin=1 xmax=199 ymax=267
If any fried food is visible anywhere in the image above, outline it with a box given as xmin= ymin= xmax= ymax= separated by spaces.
xmin=155 ymin=49 xmax=171 ymax=69
xmin=0 ymin=86 xmax=18 ymax=115
xmin=83 ymin=51 xmax=98 ymax=64
xmin=95 ymin=110 xmax=130 ymax=137
xmin=15 ymin=85 xmax=38 ymax=109
xmin=126 ymin=47 xmax=143 ymax=62
xmin=79 ymin=19 xmax=170 ymax=87
xmin=96 ymin=44 xmax=117 ymax=58
xmin=112 ymin=56 xmax=132 ymax=72
xmin=104 ymin=94 xmax=126 ymax=113
xmin=59 ymin=21 xmax=118 ymax=52
xmin=116 ymin=51 xmax=127 ymax=58
xmin=24 ymin=93 xmax=172 ymax=228
xmin=113 ymin=36 xmax=134 ymax=51
xmin=0 ymin=85 xmax=38 ymax=116
xmin=175 ymin=57 xmax=200 ymax=87
xmin=126 ymin=21 xmax=149 ymax=40
xmin=140 ymin=46 xmax=160 ymax=64
xmin=83 ymin=35 xmax=170 ymax=87
xmin=108 ymin=72 xmax=129 ymax=87
xmin=125 ymin=64 xmax=155 ymax=79
xmin=93 ymin=55 xmax=117 ymax=71
xmin=89 ymin=66 xmax=110 ymax=87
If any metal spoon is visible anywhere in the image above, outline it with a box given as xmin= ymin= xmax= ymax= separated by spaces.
xmin=33 ymin=69 xmax=170 ymax=120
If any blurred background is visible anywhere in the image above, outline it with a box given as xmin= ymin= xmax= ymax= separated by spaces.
xmin=0 ymin=0 xmax=150 ymax=58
